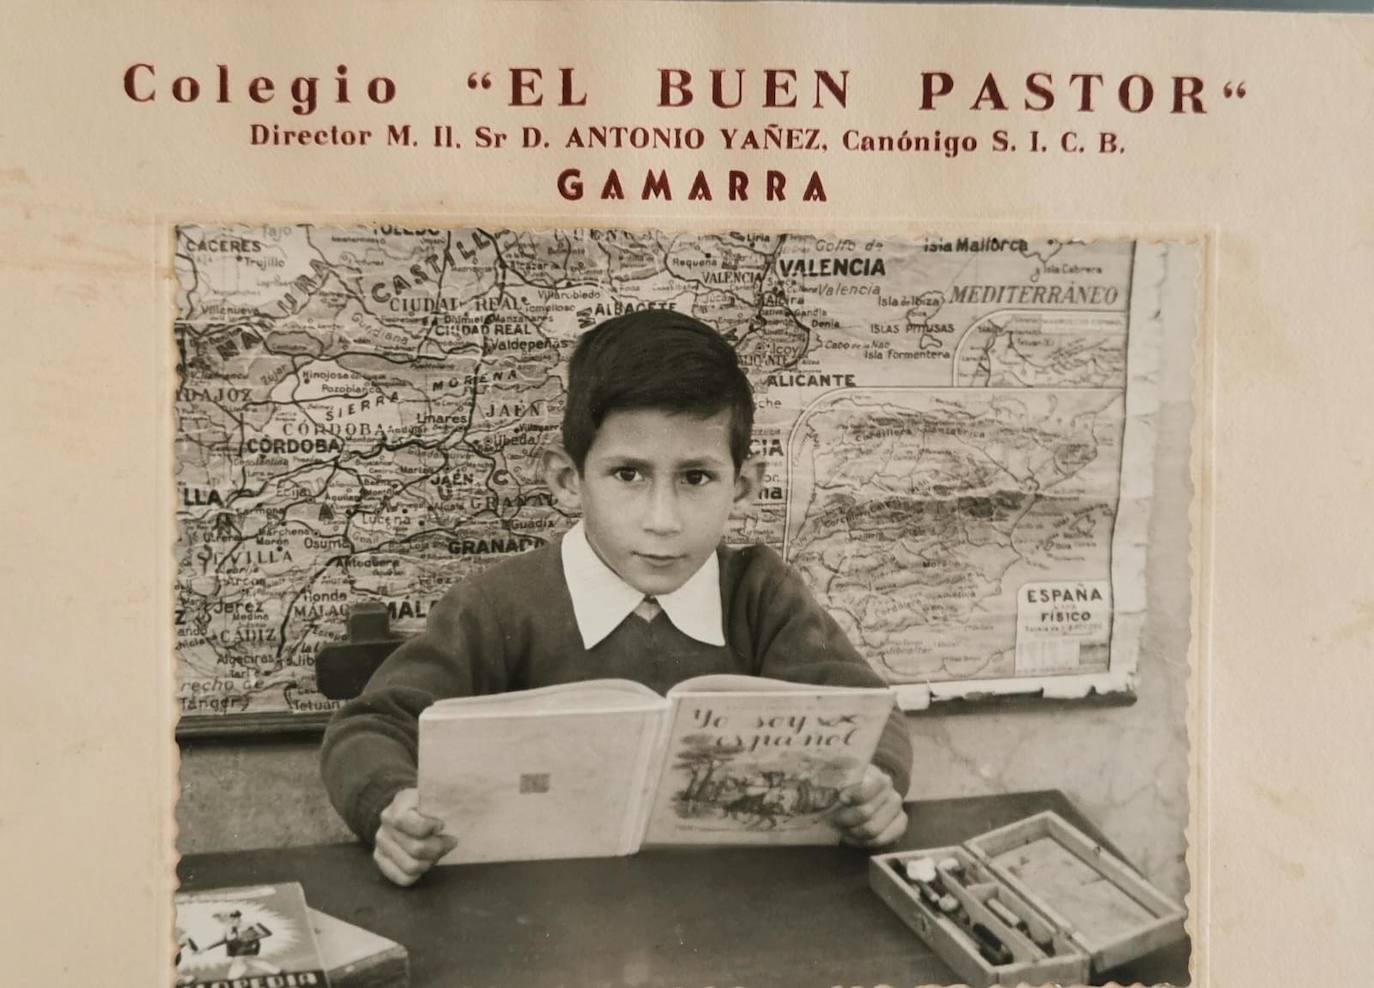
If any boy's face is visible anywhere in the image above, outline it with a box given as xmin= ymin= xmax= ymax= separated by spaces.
xmin=547 ymin=407 xmax=761 ymax=596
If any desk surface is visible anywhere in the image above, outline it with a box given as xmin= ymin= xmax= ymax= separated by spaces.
xmin=178 ymin=790 xmax=1190 ymax=988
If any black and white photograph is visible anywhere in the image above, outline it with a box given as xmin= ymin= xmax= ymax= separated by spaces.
xmin=173 ymin=224 xmax=1197 ymax=986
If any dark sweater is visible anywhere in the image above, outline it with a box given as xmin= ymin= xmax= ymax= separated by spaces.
xmin=320 ymin=539 xmax=914 ymax=842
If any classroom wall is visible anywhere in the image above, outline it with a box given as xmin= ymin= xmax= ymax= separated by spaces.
xmin=903 ymin=295 xmax=1198 ymax=905
xmin=178 ymin=277 xmax=1197 ymax=906
xmin=908 ymin=404 xmax=1194 ymax=904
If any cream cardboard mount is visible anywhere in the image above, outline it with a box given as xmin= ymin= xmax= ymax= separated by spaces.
xmin=2 ymin=2 xmax=1372 ymax=986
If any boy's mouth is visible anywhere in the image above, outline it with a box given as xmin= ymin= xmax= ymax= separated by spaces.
xmin=635 ymin=552 xmax=684 ymax=567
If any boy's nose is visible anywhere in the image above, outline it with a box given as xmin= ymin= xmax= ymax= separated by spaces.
xmin=643 ymin=483 xmax=684 ymax=534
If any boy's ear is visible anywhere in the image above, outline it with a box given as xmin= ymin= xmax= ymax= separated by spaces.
xmin=732 ymin=457 xmax=766 ymax=508
xmin=541 ymin=447 xmax=583 ymax=510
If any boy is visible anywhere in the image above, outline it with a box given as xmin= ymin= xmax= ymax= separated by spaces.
xmin=321 ymin=311 xmax=913 ymax=886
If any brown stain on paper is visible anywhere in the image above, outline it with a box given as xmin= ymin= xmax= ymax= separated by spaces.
xmin=1251 ymin=780 xmax=1315 ymax=823
xmin=1272 ymin=856 xmax=1307 ymax=882
xmin=1330 ymin=598 xmax=1374 ymax=646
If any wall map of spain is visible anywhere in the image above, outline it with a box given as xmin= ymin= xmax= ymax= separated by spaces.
xmin=175 ymin=225 xmax=1164 ymax=720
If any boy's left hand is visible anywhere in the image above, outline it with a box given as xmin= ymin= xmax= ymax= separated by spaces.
xmin=832 ymin=764 xmax=908 ymax=848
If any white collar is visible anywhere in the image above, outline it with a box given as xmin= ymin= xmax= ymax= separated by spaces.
xmin=560 ymin=520 xmax=725 ymax=649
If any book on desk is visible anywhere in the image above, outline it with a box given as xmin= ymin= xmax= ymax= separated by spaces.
xmin=174 ymin=882 xmax=331 ymax=987
xmin=417 ymin=673 xmax=895 ymax=864
xmin=310 ymin=907 xmax=408 ymax=988
xmin=174 ymin=882 xmax=408 ymax=988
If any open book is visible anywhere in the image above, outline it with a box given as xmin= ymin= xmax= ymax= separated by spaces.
xmin=417 ymin=674 xmax=895 ymax=864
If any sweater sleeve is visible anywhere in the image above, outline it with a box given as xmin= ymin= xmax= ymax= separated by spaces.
xmin=731 ymin=546 xmax=914 ymax=797
xmin=319 ymin=579 xmax=512 ymax=843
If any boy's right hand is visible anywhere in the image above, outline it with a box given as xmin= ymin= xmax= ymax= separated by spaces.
xmin=372 ymin=787 xmax=458 ymax=886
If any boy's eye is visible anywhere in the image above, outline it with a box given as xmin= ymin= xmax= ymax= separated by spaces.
xmin=682 ymin=470 xmax=714 ymax=487
xmin=612 ymin=467 xmax=642 ymax=483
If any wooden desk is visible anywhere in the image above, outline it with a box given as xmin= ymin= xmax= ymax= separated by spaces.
xmin=178 ymin=790 xmax=1190 ymax=987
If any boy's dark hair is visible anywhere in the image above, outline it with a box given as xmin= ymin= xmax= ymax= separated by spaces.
xmin=562 ymin=311 xmax=755 ymax=471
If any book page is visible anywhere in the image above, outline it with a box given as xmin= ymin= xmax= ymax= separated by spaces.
xmin=419 ymin=705 xmax=664 ymax=863
xmin=424 ymin=678 xmax=665 ymax=717
xmin=673 ymin=674 xmax=891 ymax=695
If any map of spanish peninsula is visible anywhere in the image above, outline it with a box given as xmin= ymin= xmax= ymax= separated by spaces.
xmin=174 ymin=226 xmax=1159 ymax=720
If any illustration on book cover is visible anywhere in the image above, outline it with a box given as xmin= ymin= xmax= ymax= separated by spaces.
xmin=669 ymin=732 xmax=853 ymax=830
xmin=173 ymin=883 xmax=328 ymax=987
xmin=657 ymin=701 xmax=874 ymax=835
